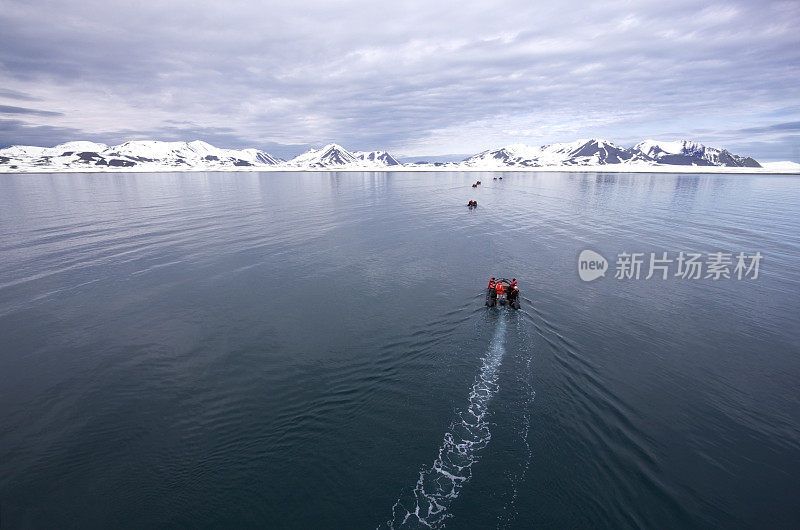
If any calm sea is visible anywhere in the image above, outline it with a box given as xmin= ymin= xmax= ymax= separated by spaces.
xmin=1 ymin=171 xmax=798 ymax=528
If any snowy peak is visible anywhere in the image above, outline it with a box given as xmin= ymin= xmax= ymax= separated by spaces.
xmin=462 ymin=144 xmax=544 ymax=167
xmin=289 ymin=144 xmax=359 ymax=167
xmin=239 ymin=149 xmax=280 ymax=165
xmin=541 ymin=138 xmax=649 ymax=164
xmin=289 ymin=145 xmax=402 ymax=168
xmin=105 ymin=141 xmax=191 ymax=161
xmin=51 ymin=141 xmax=110 ymax=154
xmin=632 ymin=140 xmax=760 ymax=167
xmin=352 ymin=150 xmax=401 ymax=166
xmin=635 ymin=139 xmax=699 ymax=157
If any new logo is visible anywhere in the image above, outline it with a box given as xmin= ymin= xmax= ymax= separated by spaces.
xmin=578 ymin=250 xmax=608 ymax=282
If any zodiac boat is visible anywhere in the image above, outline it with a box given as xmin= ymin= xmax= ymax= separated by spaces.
xmin=485 ymin=278 xmax=520 ymax=309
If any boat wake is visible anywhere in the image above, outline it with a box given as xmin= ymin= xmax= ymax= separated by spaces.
xmin=497 ymin=314 xmax=536 ymax=528
xmin=386 ymin=316 xmax=508 ymax=528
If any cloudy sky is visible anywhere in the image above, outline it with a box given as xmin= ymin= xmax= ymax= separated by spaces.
xmin=1 ymin=0 xmax=798 ymax=160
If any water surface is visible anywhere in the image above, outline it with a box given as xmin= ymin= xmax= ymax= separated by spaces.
xmin=0 ymin=171 xmax=798 ymax=528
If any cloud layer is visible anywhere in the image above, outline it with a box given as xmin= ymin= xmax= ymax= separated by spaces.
xmin=1 ymin=0 xmax=798 ymax=160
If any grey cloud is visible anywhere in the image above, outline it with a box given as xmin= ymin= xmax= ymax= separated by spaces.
xmin=0 ymin=105 xmax=63 ymax=117
xmin=735 ymin=121 xmax=800 ymax=135
xmin=0 ymin=118 xmax=86 ymax=148
xmin=722 ymin=135 xmax=800 ymax=162
xmin=0 ymin=0 xmax=798 ymax=159
xmin=0 ymin=88 xmax=39 ymax=101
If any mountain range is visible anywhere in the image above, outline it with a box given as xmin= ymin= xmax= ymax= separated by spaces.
xmin=0 ymin=138 xmax=773 ymax=172
xmin=459 ymin=139 xmax=760 ymax=168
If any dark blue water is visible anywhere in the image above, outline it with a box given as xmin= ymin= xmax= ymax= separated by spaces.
xmin=0 ymin=171 xmax=798 ymax=528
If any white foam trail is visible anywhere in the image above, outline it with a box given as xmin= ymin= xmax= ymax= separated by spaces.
xmin=497 ymin=316 xmax=536 ymax=528
xmin=387 ymin=316 xmax=507 ymax=528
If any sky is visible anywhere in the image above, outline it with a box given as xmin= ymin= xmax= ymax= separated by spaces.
xmin=1 ymin=0 xmax=799 ymax=161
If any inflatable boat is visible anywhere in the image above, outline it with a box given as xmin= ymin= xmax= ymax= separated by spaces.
xmin=485 ymin=278 xmax=520 ymax=309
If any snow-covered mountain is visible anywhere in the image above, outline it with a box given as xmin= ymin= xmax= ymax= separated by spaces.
xmin=462 ymin=139 xmax=653 ymax=167
xmin=460 ymin=144 xmax=542 ymax=167
xmin=352 ymin=150 xmax=401 ymax=166
xmin=0 ymin=140 xmax=401 ymax=171
xmin=287 ymin=144 xmax=403 ymax=169
xmin=0 ymin=140 xmax=280 ymax=171
xmin=0 ymin=141 xmax=110 ymax=159
xmin=539 ymin=139 xmax=653 ymax=165
xmin=462 ymin=138 xmax=761 ymax=168
xmin=287 ymin=144 xmax=359 ymax=167
xmin=104 ymin=140 xmax=280 ymax=166
xmin=632 ymin=140 xmax=760 ymax=167
xmin=0 ymin=138 xmax=778 ymax=172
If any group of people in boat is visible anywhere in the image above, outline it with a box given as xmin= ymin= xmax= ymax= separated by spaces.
xmin=467 ymin=200 xmax=478 ymax=208
xmin=488 ymin=277 xmax=519 ymax=305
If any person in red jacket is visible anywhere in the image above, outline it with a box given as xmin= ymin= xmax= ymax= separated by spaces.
xmin=495 ymin=282 xmax=505 ymax=296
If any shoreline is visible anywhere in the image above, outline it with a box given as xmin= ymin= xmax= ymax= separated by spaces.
xmin=1 ymin=165 xmax=799 ymax=175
